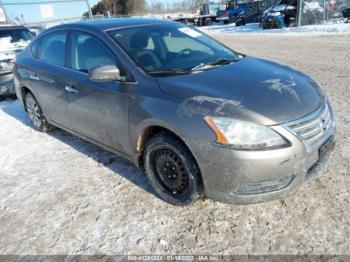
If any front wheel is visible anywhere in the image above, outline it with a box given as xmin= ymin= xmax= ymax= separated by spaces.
xmin=25 ymin=92 xmax=54 ymax=132
xmin=144 ymin=132 xmax=203 ymax=206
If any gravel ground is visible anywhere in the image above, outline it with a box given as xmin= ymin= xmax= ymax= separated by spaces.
xmin=0 ymin=34 xmax=349 ymax=255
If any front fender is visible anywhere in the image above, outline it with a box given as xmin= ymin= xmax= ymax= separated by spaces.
xmin=128 ymin=94 xmax=215 ymax=169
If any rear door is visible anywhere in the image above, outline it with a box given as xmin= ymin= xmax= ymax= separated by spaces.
xmin=28 ymin=31 xmax=71 ymax=128
xmin=63 ymin=30 xmax=129 ymax=153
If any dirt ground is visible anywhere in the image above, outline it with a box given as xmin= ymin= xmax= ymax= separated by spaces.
xmin=0 ymin=34 xmax=349 ymax=255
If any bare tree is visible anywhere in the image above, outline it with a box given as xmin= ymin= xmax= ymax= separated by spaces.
xmin=149 ymin=1 xmax=165 ymax=13
xmin=129 ymin=0 xmax=146 ymax=15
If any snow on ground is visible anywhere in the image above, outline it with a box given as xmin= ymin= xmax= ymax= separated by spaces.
xmin=0 ymin=34 xmax=350 ymax=255
xmin=143 ymin=12 xmax=197 ymax=20
xmin=200 ymin=22 xmax=350 ymax=35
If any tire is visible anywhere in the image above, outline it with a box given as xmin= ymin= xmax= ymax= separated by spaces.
xmin=144 ymin=132 xmax=203 ymax=206
xmin=236 ymin=18 xmax=243 ymax=26
xmin=204 ymin=18 xmax=212 ymax=26
xmin=25 ymin=92 xmax=54 ymax=132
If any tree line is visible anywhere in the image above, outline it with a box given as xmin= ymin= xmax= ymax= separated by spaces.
xmin=86 ymin=0 xmax=227 ymax=17
xmin=86 ymin=0 xmax=146 ymax=16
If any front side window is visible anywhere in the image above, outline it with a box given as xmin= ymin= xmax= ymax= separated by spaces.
xmin=37 ymin=32 xmax=67 ymax=67
xmin=108 ymin=23 xmax=238 ymax=74
xmin=69 ymin=32 xmax=116 ymax=73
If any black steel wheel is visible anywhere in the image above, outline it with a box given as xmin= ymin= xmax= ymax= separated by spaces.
xmin=25 ymin=92 xmax=54 ymax=132
xmin=144 ymin=132 xmax=203 ymax=205
xmin=152 ymin=148 xmax=189 ymax=196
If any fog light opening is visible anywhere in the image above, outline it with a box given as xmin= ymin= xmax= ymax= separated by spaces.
xmin=0 ymin=85 xmax=8 ymax=94
xmin=238 ymin=176 xmax=295 ymax=195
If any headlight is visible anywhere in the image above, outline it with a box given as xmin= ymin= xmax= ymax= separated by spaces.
xmin=204 ymin=116 xmax=289 ymax=150
xmin=0 ymin=60 xmax=13 ymax=73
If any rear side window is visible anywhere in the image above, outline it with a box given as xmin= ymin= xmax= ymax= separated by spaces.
xmin=69 ymin=32 xmax=116 ymax=73
xmin=37 ymin=32 xmax=67 ymax=67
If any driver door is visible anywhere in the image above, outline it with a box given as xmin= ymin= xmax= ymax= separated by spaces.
xmin=64 ymin=31 xmax=130 ymax=153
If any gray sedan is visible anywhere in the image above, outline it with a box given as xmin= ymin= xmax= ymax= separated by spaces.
xmin=13 ymin=18 xmax=335 ymax=205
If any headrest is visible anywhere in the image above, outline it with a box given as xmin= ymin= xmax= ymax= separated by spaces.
xmin=47 ymin=40 xmax=65 ymax=51
xmin=130 ymin=32 xmax=150 ymax=50
xmin=80 ymin=38 xmax=99 ymax=56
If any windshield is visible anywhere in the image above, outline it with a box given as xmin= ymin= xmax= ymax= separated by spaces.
xmin=209 ymin=4 xmax=220 ymax=13
xmin=108 ymin=23 xmax=238 ymax=74
xmin=0 ymin=28 xmax=34 ymax=43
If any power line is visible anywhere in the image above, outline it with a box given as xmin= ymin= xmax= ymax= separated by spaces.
xmin=0 ymin=0 xmax=89 ymax=5
xmin=0 ymin=0 xmax=93 ymax=20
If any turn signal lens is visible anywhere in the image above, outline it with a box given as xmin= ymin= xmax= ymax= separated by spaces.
xmin=204 ymin=116 xmax=229 ymax=145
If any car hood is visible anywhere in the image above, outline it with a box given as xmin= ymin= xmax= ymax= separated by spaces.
xmin=157 ymin=56 xmax=325 ymax=125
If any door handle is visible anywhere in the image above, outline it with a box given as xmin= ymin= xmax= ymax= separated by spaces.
xmin=30 ymin=74 xmax=40 ymax=81
xmin=65 ymin=86 xmax=79 ymax=94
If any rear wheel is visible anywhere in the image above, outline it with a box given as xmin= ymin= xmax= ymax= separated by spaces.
xmin=25 ymin=92 xmax=54 ymax=132
xmin=144 ymin=132 xmax=203 ymax=206
xmin=236 ymin=18 xmax=245 ymax=26
xmin=204 ymin=18 xmax=212 ymax=26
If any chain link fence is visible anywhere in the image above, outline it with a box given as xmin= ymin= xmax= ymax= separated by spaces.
xmin=301 ymin=0 xmax=350 ymax=25
xmin=0 ymin=0 xmax=92 ymax=28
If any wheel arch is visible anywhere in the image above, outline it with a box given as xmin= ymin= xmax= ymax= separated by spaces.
xmin=19 ymin=86 xmax=32 ymax=111
xmin=135 ymin=124 xmax=201 ymax=175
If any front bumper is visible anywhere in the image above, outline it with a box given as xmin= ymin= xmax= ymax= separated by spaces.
xmin=0 ymin=72 xmax=15 ymax=97
xmin=191 ymin=105 xmax=336 ymax=204
xmin=216 ymin=16 xmax=229 ymax=21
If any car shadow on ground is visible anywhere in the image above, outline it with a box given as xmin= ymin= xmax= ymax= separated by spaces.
xmin=1 ymin=100 xmax=160 ymax=200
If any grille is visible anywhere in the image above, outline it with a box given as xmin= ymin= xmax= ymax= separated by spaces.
xmin=285 ymin=103 xmax=333 ymax=146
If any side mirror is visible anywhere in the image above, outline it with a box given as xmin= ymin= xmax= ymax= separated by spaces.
xmin=89 ymin=65 xmax=126 ymax=82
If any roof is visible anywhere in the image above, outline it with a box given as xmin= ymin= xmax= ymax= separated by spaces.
xmin=57 ymin=18 xmax=174 ymax=31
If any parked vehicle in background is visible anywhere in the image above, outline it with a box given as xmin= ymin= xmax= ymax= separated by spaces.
xmin=217 ymin=0 xmax=248 ymax=24
xmin=343 ymin=6 xmax=350 ymax=22
xmin=0 ymin=25 xmax=34 ymax=98
xmin=172 ymin=3 xmax=220 ymax=26
xmin=235 ymin=0 xmax=270 ymax=26
xmin=14 ymin=19 xmax=335 ymax=206
xmin=261 ymin=0 xmax=297 ymax=29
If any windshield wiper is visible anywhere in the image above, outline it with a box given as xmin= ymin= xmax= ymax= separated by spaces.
xmin=191 ymin=58 xmax=238 ymax=72
xmin=148 ymin=69 xmax=190 ymax=77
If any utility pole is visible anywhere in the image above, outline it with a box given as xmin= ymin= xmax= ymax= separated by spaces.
xmin=85 ymin=0 xmax=93 ymax=20
xmin=296 ymin=0 xmax=303 ymax=27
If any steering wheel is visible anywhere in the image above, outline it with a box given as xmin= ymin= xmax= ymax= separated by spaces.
xmin=174 ymin=48 xmax=192 ymax=60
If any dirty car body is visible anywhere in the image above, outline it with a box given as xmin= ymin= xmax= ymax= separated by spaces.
xmin=13 ymin=19 xmax=335 ymax=205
